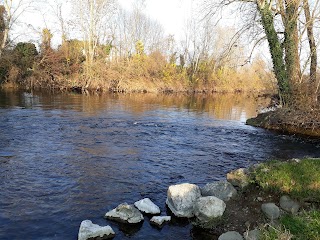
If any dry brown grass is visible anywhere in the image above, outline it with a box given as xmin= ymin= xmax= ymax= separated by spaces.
xmin=13 ymin=49 xmax=277 ymax=94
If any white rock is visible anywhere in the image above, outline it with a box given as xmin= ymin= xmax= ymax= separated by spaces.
xmin=150 ymin=216 xmax=171 ymax=227
xmin=105 ymin=203 xmax=144 ymax=224
xmin=166 ymin=183 xmax=201 ymax=218
xmin=194 ymin=196 xmax=226 ymax=223
xmin=219 ymin=231 xmax=243 ymax=240
xmin=134 ymin=198 xmax=160 ymax=214
xmin=201 ymin=181 xmax=237 ymax=201
xmin=78 ymin=220 xmax=115 ymax=240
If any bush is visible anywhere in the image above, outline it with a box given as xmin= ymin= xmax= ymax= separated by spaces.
xmin=14 ymin=42 xmax=38 ymax=70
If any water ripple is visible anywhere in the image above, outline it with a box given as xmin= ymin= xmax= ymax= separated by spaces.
xmin=1 ymin=92 xmax=320 ymax=239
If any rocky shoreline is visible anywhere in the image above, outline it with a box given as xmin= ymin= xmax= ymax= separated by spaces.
xmin=77 ymin=164 xmax=309 ymax=240
xmin=246 ymin=108 xmax=320 ymax=137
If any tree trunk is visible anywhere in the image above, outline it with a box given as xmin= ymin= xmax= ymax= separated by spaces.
xmin=283 ymin=1 xmax=301 ymax=91
xmin=258 ymin=5 xmax=290 ymax=104
xmin=89 ymin=0 xmax=94 ymax=66
xmin=303 ymin=0 xmax=318 ymax=101
xmin=0 ymin=27 xmax=8 ymax=57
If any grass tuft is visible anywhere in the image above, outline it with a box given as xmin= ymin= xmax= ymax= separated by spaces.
xmin=260 ymin=224 xmax=293 ymax=240
xmin=279 ymin=210 xmax=320 ymax=240
xmin=253 ymin=159 xmax=320 ymax=202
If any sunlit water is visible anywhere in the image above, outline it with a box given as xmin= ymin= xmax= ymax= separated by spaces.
xmin=0 ymin=90 xmax=319 ymax=240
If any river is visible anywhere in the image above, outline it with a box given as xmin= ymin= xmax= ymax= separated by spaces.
xmin=0 ymin=90 xmax=319 ymax=240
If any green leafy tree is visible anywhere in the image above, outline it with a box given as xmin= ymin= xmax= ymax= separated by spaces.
xmin=14 ymin=42 xmax=38 ymax=70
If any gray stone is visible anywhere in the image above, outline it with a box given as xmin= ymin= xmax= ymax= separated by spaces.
xmin=256 ymin=197 xmax=263 ymax=202
xmin=243 ymin=229 xmax=260 ymax=240
xmin=78 ymin=220 xmax=115 ymax=240
xmin=219 ymin=231 xmax=244 ymax=240
xmin=150 ymin=216 xmax=171 ymax=227
xmin=227 ymin=168 xmax=250 ymax=189
xmin=105 ymin=203 xmax=144 ymax=224
xmin=134 ymin=198 xmax=160 ymax=214
xmin=201 ymin=181 xmax=237 ymax=201
xmin=194 ymin=196 xmax=226 ymax=224
xmin=166 ymin=183 xmax=201 ymax=218
xmin=261 ymin=203 xmax=280 ymax=220
xmin=280 ymin=195 xmax=300 ymax=214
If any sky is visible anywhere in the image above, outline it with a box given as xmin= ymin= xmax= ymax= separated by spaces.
xmin=15 ymin=0 xmax=195 ymax=46
xmin=118 ymin=0 xmax=194 ymax=38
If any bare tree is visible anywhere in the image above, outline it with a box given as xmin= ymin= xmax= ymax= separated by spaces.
xmin=47 ymin=0 xmax=71 ymax=44
xmin=72 ymin=0 xmax=116 ymax=80
xmin=180 ymin=15 xmax=246 ymax=80
xmin=0 ymin=0 xmax=34 ymax=57
xmin=202 ymin=0 xmax=320 ymax=104
xmin=303 ymin=0 xmax=319 ymax=99
xmin=112 ymin=2 xmax=165 ymax=60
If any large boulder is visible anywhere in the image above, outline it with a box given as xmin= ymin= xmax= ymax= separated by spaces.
xmin=166 ymin=183 xmax=201 ymax=218
xmin=261 ymin=203 xmax=280 ymax=220
xmin=78 ymin=220 xmax=115 ymax=240
xmin=150 ymin=216 xmax=171 ymax=227
xmin=201 ymin=181 xmax=237 ymax=201
xmin=105 ymin=203 xmax=144 ymax=224
xmin=134 ymin=198 xmax=160 ymax=215
xmin=219 ymin=231 xmax=243 ymax=240
xmin=194 ymin=196 xmax=226 ymax=224
xmin=227 ymin=168 xmax=250 ymax=189
xmin=279 ymin=195 xmax=300 ymax=214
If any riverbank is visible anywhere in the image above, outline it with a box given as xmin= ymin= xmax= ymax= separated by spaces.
xmin=250 ymin=159 xmax=320 ymax=239
xmin=78 ymin=158 xmax=320 ymax=240
xmin=200 ymin=158 xmax=320 ymax=239
xmin=0 ymin=81 xmax=272 ymax=95
xmin=0 ymin=79 xmax=274 ymax=95
xmin=246 ymin=108 xmax=320 ymax=137
xmin=0 ymin=50 xmax=275 ymax=94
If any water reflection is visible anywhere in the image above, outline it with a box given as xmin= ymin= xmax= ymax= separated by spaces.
xmin=0 ymin=90 xmax=270 ymax=121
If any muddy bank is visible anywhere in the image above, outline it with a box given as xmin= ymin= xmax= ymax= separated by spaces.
xmin=246 ymin=108 xmax=320 ymax=137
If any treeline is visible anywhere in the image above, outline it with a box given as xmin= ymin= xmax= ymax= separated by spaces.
xmin=0 ymin=0 xmax=275 ymax=94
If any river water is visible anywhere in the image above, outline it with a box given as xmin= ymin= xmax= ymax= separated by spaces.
xmin=0 ymin=90 xmax=319 ymax=240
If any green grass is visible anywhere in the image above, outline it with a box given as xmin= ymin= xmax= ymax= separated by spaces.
xmin=261 ymin=210 xmax=320 ymax=240
xmin=280 ymin=210 xmax=320 ymax=240
xmin=253 ymin=159 xmax=320 ymax=201
xmin=260 ymin=224 xmax=293 ymax=240
xmin=254 ymin=159 xmax=320 ymax=239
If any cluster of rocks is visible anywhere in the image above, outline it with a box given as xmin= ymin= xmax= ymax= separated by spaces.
xmin=78 ymin=167 xmax=302 ymax=240
xmin=241 ymin=195 xmax=300 ymax=240
xmin=78 ymin=197 xmax=171 ymax=240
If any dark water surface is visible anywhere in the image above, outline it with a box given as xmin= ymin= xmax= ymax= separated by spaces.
xmin=0 ymin=90 xmax=320 ymax=240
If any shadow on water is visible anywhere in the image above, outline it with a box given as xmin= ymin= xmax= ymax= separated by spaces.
xmin=0 ymin=90 xmax=319 ymax=240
